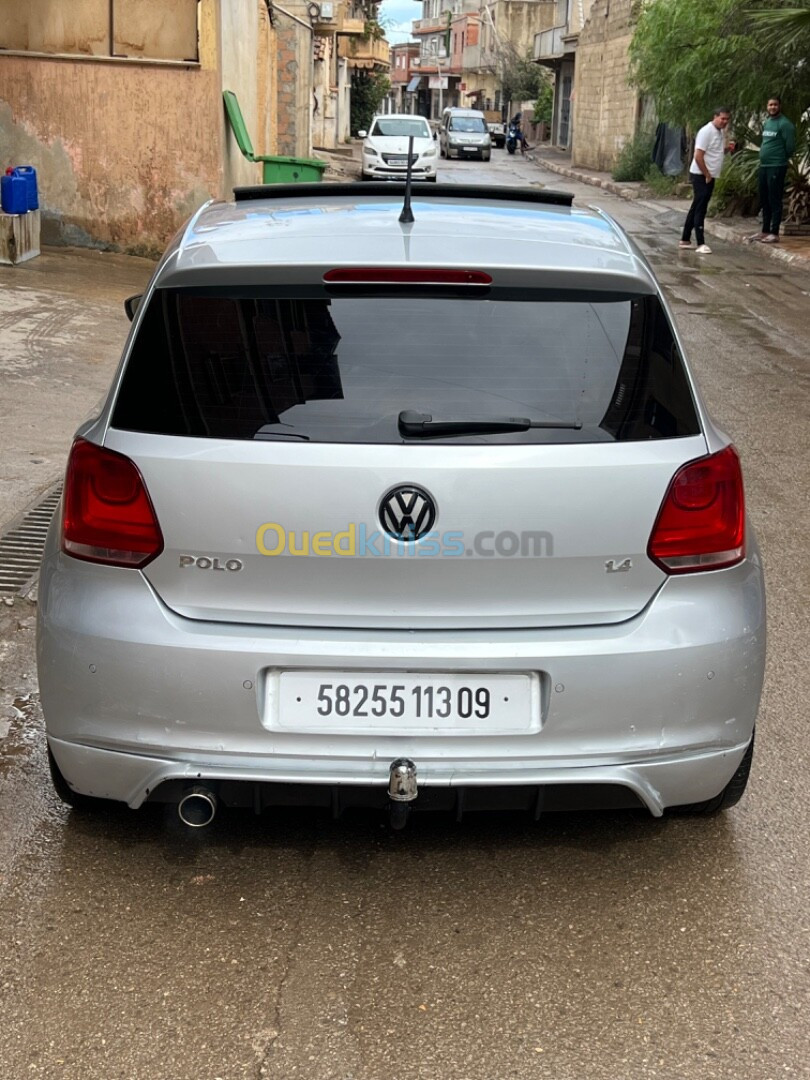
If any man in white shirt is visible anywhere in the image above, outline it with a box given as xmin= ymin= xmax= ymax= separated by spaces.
xmin=680 ymin=107 xmax=731 ymax=254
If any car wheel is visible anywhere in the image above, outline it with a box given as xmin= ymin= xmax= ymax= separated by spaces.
xmin=483 ymin=153 xmax=491 ymax=162
xmin=670 ymin=734 xmax=755 ymax=815
xmin=48 ymin=744 xmax=99 ymax=811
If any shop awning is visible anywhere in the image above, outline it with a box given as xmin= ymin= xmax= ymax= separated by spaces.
xmin=406 ymin=75 xmax=422 ymax=93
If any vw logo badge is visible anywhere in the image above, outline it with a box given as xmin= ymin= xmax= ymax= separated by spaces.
xmin=379 ymin=485 xmax=436 ymax=542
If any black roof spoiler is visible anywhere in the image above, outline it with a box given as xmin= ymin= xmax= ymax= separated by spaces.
xmin=233 ymin=182 xmax=574 ymax=208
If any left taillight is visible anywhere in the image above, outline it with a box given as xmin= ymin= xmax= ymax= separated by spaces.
xmin=62 ymin=439 xmax=164 ymax=567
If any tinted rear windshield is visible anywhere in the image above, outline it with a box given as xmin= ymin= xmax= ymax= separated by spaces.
xmin=112 ymin=290 xmax=700 ymax=444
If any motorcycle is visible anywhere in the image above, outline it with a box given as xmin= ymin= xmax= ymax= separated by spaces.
xmin=505 ymin=122 xmax=519 ymax=155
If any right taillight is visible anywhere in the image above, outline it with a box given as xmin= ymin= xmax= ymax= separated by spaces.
xmin=648 ymin=445 xmax=745 ymax=573
xmin=62 ymin=439 xmax=163 ymax=567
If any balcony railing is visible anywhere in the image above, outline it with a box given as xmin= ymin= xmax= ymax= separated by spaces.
xmin=337 ymin=35 xmax=390 ymax=67
xmin=534 ymin=24 xmax=567 ymax=61
xmin=314 ymin=9 xmax=366 ymax=35
xmin=412 ymin=1 xmax=479 ymax=34
xmin=337 ymin=14 xmax=366 ymax=34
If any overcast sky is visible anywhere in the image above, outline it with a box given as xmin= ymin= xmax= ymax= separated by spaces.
xmin=380 ymin=0 xmax=419 ymax=44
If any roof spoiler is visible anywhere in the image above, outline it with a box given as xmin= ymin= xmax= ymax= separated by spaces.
xmin=233 ymin=182 xmax=574 ymax=208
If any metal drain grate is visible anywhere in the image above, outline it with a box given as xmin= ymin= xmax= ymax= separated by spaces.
xmin=0 ymin=484 xmax=63 ymax=594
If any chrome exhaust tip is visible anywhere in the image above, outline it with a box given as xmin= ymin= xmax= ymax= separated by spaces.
xmin=177 ymin=786 xmax=217 ymax=828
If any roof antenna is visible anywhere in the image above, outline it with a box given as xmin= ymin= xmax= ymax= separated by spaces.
xmin=399 ymin=135 xmax=415 ymax=224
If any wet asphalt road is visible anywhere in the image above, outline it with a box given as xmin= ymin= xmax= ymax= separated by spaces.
xmin=0 ymin=155 xmax=809 ymax=1080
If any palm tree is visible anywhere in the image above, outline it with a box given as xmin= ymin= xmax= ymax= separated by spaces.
xmin=746 ymin=3 xmax=810 ymax=223
xmin=748 ymin=4 xmax=810 ymax=50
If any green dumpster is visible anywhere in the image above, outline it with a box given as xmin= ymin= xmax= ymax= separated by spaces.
xmin=223 ymin=90 xmax=326 ymax=184
xmin=259 ymin=156 xmax=326 ymax=184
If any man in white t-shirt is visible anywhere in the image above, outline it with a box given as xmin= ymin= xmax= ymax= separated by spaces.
xmin=679 ymin=107 xmax=732 ymax=254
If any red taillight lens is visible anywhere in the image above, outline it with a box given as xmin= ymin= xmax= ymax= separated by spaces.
xmin=62 ymin=439 xmax=163 ymax=567
xmin=323 ymin=268 xmax=492 ymax=285
xmin=648 ymin=446 xmax=745 ymax=573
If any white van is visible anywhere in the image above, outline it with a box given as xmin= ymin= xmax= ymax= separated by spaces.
xmin=438 ymin=108 xmax=491 ymax=161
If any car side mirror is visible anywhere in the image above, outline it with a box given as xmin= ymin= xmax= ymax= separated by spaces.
xmin=124 ymin=294 xmax=143 ymax=322
xmin=433 ymin=131 xmax=437 ymax=140
xmin=358 ymin=130 xmax=367 ymax=139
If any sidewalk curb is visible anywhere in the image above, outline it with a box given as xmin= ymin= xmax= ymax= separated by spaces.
xmin=531 ymin=155 xmax=640 ymax=202
xmin=532 ymin=154 xmax=809 ymax=268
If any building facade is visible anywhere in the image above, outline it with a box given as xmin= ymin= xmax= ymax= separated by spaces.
xmin=567 ymin=0 xmax=641 ymax=170
xmin=412 ymin=0 xmax=556 ymax=121
xmin=0 ymin=0 xmax=389 ymax=249
xmin=410 ymin=0 xmax=481 ymax=119
xmin=390 ymin=42 xmax=422 ymax=113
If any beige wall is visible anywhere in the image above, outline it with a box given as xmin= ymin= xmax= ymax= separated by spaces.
xmin=0 ymin=0 xmax=198 ymax=61
xmin=572 ymin=0 xmax=639 ymax=171
xmin=313 ymin=39 xmax=351 ymax=150
xmin=220 ymin=0 xmax=272 ymax=190
xmin=465 ymin=1 xmax=556 ymax=108
xmin=0 ymin=56 xmax=222 ymax=254
xmin=0 ymin=0 xmax=287 ymax=252
xmin=275 ymin=2 xmax=315 ymax=157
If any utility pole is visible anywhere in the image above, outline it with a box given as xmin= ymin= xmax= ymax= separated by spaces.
xmin=438 ymin=9 xmax=452 ymax=117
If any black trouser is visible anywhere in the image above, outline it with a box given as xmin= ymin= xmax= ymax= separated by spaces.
xmin=759 ymin=165 xmax=788 ymax=236
xmin=682 ymin=174 xmax=715 ymax=245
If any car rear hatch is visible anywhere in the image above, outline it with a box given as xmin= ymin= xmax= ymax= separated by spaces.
xmin=105 ymin=276 xmax=706 ymax=631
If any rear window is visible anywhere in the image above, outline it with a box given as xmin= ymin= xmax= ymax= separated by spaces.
xmin=112 ymin=291 xmax=700 ymax=444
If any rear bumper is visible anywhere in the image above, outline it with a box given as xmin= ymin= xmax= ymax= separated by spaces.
xmin=48 ymin=736 xmax=752 ymax=817
xmin=448 ymin=145 xmax=489 ymax=159
xmin=38 ymin=551 xmax=766 ymax=816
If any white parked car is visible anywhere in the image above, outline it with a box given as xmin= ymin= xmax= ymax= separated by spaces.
xmin=358 ymin=114 xmax=438 ymax=182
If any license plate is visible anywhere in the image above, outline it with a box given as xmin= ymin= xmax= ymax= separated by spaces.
xmin=389 ymin=157 xmax=408 ymax=165
xmin=463 ymin=146 xmax=478 ymax=153
xmin=271 ymin=671 xmax=538 ymax=735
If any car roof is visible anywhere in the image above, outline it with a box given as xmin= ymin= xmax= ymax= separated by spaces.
xmin=156 ymin=184 xmax=657 ymax=295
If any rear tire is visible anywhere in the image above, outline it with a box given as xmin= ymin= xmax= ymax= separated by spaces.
xmin=670 ymin=735 xmax=754 ymax=815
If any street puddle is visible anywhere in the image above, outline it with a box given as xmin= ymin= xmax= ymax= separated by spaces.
xmin=0 ymin=692 xmax=42 ymax=772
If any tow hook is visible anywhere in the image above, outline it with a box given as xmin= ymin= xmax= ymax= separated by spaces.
xmin=388 ymin=758 xmax=418 ymax=830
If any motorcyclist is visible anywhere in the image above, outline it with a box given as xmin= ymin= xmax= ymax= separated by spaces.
xmin=509 ymin=112 xmax=531 ymax=153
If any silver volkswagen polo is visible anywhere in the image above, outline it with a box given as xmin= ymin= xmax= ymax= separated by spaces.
xmin=37 ymin=183 xmax=765 ymax=827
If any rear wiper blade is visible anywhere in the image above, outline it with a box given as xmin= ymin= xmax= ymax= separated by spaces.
xmin=398 ymin=410 xmax=582 ymax=439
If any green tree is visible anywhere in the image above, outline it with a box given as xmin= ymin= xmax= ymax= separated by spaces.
xmin=351 ymin=70 xmax=391 ymax=136
xmin=485 ymin=42 xmax=547 ymax=111
xmin=748 ymin=2 xmax=810 ymax=50
xmin=629 ymin=0 xmax=810 ymax=135
xmin=532 ymin=81 xmax=554 ymax=127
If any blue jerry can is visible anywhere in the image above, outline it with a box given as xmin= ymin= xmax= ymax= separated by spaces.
xmin=1 ymin=171 xmax=29 ymax=215
xmin=13 ymin=166 xmax=39 ymax=210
